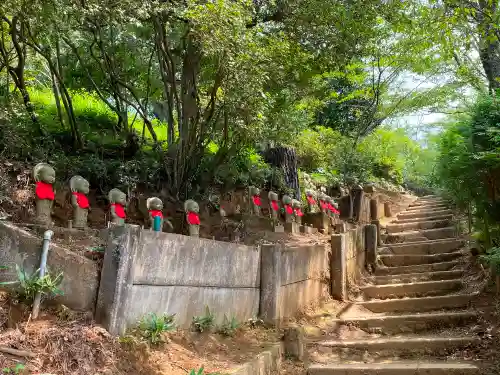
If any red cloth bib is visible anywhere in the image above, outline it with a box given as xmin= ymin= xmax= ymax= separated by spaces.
xmin=187 ymin=211 xmax=200 ymax=225
xmin=111 ymin=203 xmax=126 ymax=219
xmin=35 ymin=181 xmax=55 ymax=201
xmin=271 ymin=201 xmax=279 ymax=211
xmin=294 ymin=208 xmax=304 ymax=217
xmin=72 ymin=192 xmax=89 ymax=209
xmin=333 ymin=208 xmax=340 ymax=215
xmin=327 ymin=203 xmax=334 ymax=211
xmin=252 ymin=195 xmax=262 ymax=206
xmin=319 ymin=200 xmax=327 ymax=210
xmin=149 ymin=210 xmax=163 ymax=219
xmin=285 ymin=204 xmax=293 ymax=215
xmin=306 ymin=196 xmax=316 ymax=205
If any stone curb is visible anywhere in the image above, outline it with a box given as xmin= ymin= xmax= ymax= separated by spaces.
xmin=228 ymin=343 xmax=283 ymax=375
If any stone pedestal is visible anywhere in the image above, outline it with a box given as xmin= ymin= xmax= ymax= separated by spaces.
xmin=330 ymin=234 xmax=347 ymax=300
xmin=284 ymin=326 xmax=305 ymax=361
xmin=273 ymin=225 xmax=285 ymax=233
xmin=285 ymin=222 xmax=300 ymax=234
xmin=301 ymin=225 xmax=318 ymax=234
xmin=384 ymin=201 xmax=392 ymax=217
xmin=334 ymin=222 xmax=347 ymax=233
xmin=365 ymin=224 xmax=378 ymax=271
xmin=35 ymin=199 xmax=53 ymax=226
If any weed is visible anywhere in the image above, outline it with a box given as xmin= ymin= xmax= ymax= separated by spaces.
xmin=192 ymin=306 xmax=215 ymax=333
xmin=246 ymin=317 xmax=264 ymax=328
xmin=0 ymin=264 xmax=63 ymax=305
xmin=137 ymin=313 xmax=176 ymax=345
xmin=2 ymin=364 xmax=25 ymax=374
xmin=217 ymin=314 xmax=240 ymax=337
xmin=480 ymin=247 xmax=500 ymax=274
xmin=189 ymin=367 xmax=222 ymax=375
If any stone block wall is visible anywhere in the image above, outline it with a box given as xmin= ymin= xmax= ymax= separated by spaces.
xmin=96 ymin=225 xmax=261 ymax=334
xmin=0 ymin=222 xmax=99 ymax=311
xmin=260 ymin=244 xmax=328 ymax=324
xmin=330 ymin=226 xmax=366 ymax=300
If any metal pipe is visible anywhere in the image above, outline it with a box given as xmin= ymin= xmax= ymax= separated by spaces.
xmin=32 ymin=230 xmax=53 ymax=319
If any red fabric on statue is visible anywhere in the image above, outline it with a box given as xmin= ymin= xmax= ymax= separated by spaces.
xmin=149 ymin=210 xmax=163 ymax=218
xmin=333 ymin=208 xmax=340 ymax=215
xmin=306 ymin=196 xmax=316 ymax=205
xmin=285 ymin=204 xmax=293 ymax=215
xmin=271 ymin=200 xmax=279 ymax=211
xmin=111 ymin=203 xmax=126 ymax=219
xmin=36 ymin=181 xmax=55 ymax=201
xmin=187 ymin=211 xmax=200 ymax=225
xmin=294 ymin=208 xmax=304 ymax=217
xmin=320 ymin=200 xmax=327 ymax=210
xmin=252 ymin=195 xmax=262 ymax=206
xmin=327 ymin=203 xmax=334 ymax=211
xmin=72 ymin=192 xmax=89 ymax=209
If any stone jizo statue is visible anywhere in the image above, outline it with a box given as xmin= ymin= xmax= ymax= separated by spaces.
xmin=147 ymin=197 xmax=173 ymax=232
xmin=292 ymin=199 xmax=304 ymax=225
xmin=248 ymin=186 xmax=262 ymax=216
xmin=318 ymin=193 xmax=328 ymax=214
xmin=268 ymin=191 xmax=280 ymax=225
xmin=33 ymin=163 xmax=56 ymax=226
xmin=184 ymin=199 xmax=200 ymax=237
xmin=108 ymin=188 xmax=127 ymax=226
xmin=282 ymin=195 xmax=294 ymax=223
xmin=69 ymin=175 xmax=90 ymax=229
xmin=305 ymin=190 xmax=317 ymax=213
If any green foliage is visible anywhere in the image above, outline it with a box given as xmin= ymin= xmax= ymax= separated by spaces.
xmin=192 ymin=306 xmax=215 ymax=333
xmin=188 ymin=367 xmax=222 ymax=375
xmin=2 ymin=364 xmax=25 ymax=374
xmin=217 ymin=315 xmax=240 ymax=337
xmin=0 ymin=264 xmax=63 ymax=305
xmin=480 ymin=247 xmax=500 ymax=275
xmin=137 ymin=313 xmax=176 ymax=345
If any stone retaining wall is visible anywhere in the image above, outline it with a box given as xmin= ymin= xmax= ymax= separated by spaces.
xmin=0 ymin=221 xmax=99 ymax=311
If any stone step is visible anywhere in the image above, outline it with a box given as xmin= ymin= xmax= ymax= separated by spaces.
xmin=378 ymin=239 xmax=464 ymax=255
xmin=360 ymin=279 xmax=463 ymax=299
xmin=386 ymin=219 xmax=452 ymax=234
xmin=409 ymin=200 xmax=446 ymax=207
xmin=394 ymin=214 xmax=453 ymax=224
xmin=369 ymin=269 xmax=464 ymax=284
xmin=312 ymin=335 xmax=479 ymax=354
xmin=398 ymin=209 xmax=453 ymax=220
xmin=336 ymin=311 xmax=478 ymax=335
xmin=308 ymin=362 xmax=480 ymax=375
xmin=379 ymin=251 xmax=462 ymax=267
xmin=384 ymin=227 xmax=457 ymax=242
xmin=406 ymin=204 xmax=449 ymax=212
xmin=356 ymin=293 xmax=478 ymax=313
xmin=375 ymin=260 xmax=461 ymax=275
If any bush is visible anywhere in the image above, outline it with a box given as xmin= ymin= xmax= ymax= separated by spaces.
xmin=137 ymin=313 xmax=176 ymax=345
xmin=192 ymin=306 xmax=215 ymax=333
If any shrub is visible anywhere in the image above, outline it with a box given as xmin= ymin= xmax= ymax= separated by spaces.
xmin=2 ymin=364 xmax=26 ymax=374
xmin=189 ymin=367 xmax=222 ymax=375
xmin=0 ymin=264 xmax=63 ymax=305
xmin=192 ymin=306 xmax=215 ymax=333
xmin=137 ymin=313 xmax=176 ymax=345
xmin=217 ymin=315 xmax=240 ymax=337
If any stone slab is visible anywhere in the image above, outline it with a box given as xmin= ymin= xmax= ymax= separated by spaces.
xmin=378 ymin=251 xmax=462 ymax=267
xmin=285 ymin=222 xmax=300 ymax=234
xmin=337 ymin=311 xmax=478 ymax=334
xmin=378 ymin=239 xmax=464 ymax=255
xmin=398 ymin=209 xmax=453 ymax=220
xmin=360 ymin=279 xmax=463 ymax=299
xmin=369 ymin=270 xmax=464 ymax=285
xmin=386 ymin=219 xmax=452 ymax=234
xmin=357 ymin=293 xmax=478 ymax=313
xmin=394 ymin=214 xmax=453 ymax=224
xmin=308 ymin=361 xmax=481 ymax=375
xmin=229 ymin=343 xmax=282 ymax=375
xmin=375 ymin=260 xmax=461 ymax=275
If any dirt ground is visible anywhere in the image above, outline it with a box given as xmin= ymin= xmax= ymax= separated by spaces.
xmin=0 ymin=293 xmax=280 ymax=375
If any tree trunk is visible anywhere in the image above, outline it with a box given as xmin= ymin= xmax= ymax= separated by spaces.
xmin=264 ymin=146 xmax=301 ymax=199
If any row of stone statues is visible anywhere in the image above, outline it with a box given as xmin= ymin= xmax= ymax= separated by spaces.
xmin=32 ymin=163 xmax=201 ymax=235
xmin=247 ymin=186 xmax=340 ymax=224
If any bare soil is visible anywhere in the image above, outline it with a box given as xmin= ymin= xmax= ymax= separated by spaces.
xmin=0 ymin=294 xmax=280 ymax=375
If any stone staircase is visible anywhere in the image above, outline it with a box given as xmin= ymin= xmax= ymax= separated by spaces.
xmin=306 ymin=196 xmax=482 ymax=374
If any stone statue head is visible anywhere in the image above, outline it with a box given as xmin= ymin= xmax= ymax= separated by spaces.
xmin=108 ymin=188 xmax=127 ymax=205
xmin=292 ymin=199 xmax=302 ymax=209
xmin=318 ymin=192 xmax=326 ymax=201
xmin=69 ymin=175 xmax=89 ymax=195
xmin=184 ymin=199 xmax=199 ymax=213
xmin=282 ymin=195 xmax=292 ymax=205
xmin=268 ymin=191 xmax=278 ymax=201
xmin=305 ymin=189 xmax=315 ymax=198
xmin=249 ymin=186 xmax=260 ymax=196
xmin=147 ymin=197 xmax=163 ymax=211
xmin=33 ymin=163 xmax=55 ymax=184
